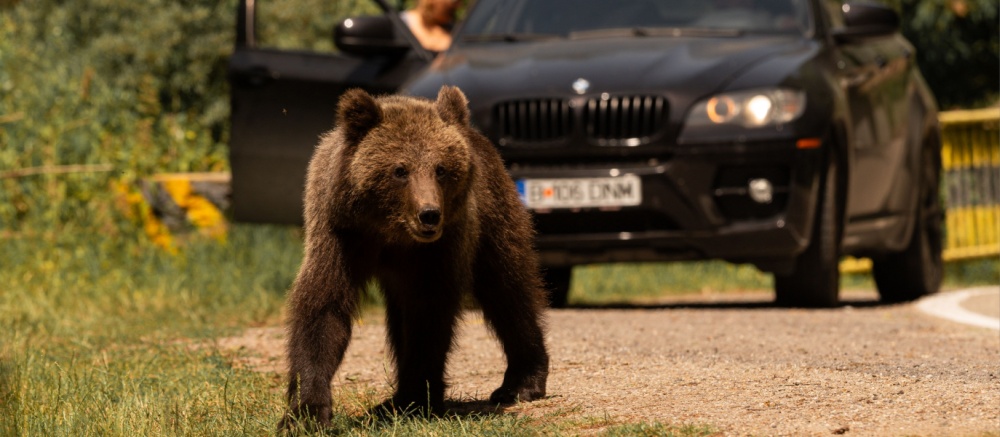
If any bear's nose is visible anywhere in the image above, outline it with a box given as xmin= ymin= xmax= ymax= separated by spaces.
xmin=418 ymin=206 xmax=442 ymax=227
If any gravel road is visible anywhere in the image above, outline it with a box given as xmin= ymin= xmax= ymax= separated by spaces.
xmin=221 ymin=290 xmax=999 ymax=436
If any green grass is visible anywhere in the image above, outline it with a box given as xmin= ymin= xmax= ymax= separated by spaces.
xmin=572 ymin=261 xmax=772 ymax=304
xmin=571 ymin=258 xmax=999 ymax=304
xmin=1 ymin=225 xmax=298 ymax=436
xmin=943 ymin=257 xmax=1000 ymax=288
xmin=598 ymin=422 xmax=718 ymax=437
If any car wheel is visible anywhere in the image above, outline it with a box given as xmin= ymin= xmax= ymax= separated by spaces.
xmin=774 ymin=156 xmax=841 ymax=308
xmin=872 ymin=147 xmax=944 ymax=303
xmin=543 ymin=267 xmax=572 ymax=308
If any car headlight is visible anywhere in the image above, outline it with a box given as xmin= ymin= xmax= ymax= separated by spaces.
xmin=686 ymin=88 xmax=806 ymax=128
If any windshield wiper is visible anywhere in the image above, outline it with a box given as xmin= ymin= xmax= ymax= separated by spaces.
xmin=460 ymin=33 xmax=562 ymax=43
xmin=569 ymin=27 xmax=743 ymax=40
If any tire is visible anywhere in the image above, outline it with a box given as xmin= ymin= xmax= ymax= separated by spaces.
xmin=774 ymin=157 xmax=841 ymax=308
xmin=543 ymin=267 xmax=572 ymax=308
xmin=872 ymin=147 xmax=944 ymax=303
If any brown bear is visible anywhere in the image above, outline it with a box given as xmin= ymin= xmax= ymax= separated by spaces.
xmin=280 ymin=86 xmax=550 ymax=429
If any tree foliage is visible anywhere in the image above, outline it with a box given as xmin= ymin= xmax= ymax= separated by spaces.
xmin=898 ymin=0 xmax=999 ymax=109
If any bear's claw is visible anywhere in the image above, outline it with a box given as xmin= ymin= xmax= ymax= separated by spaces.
xmin=489 ymin=383 xmax=546 ymax=405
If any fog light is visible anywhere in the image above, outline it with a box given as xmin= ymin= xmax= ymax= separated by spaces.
xmin=748 ymin=178 xmax=773 ymax=204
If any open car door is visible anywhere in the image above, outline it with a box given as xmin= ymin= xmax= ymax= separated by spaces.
xmin=228 ymin=0 xmax=433 ymax=224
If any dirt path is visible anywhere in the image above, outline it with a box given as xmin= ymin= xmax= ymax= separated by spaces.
xmin=219 ymin=290 xmax=999 ymax=436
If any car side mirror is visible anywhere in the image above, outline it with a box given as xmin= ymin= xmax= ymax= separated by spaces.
xmin=334 ymin=15 xmax=411 ymax=57
xmin=832 ymin=2 xmax=900 ymax=43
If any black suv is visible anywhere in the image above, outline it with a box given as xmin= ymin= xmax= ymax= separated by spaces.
xmin=228 ymin=0 xmax=943 ymax=307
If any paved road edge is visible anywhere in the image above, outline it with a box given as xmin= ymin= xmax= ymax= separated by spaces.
xmin=916 ymin=286 xmax=1000 ymax=331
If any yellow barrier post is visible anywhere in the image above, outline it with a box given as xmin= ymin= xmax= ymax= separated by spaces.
xmin=939 ymin=108 xmax=1000 ymax=262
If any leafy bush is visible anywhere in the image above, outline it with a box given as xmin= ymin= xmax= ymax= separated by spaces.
xmin=899 ymin=0 xmax=999 ymax=109
xmin=0 ymin=0 xmax=375 ymax=238
xmin=0 ymin=0 xmax=236 ymax=238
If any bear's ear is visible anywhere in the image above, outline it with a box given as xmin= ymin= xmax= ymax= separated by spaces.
xmin=435 ymin=85 xmax=470 ymax=126
xmin=336 ymin=88 xmax=382 ymax=145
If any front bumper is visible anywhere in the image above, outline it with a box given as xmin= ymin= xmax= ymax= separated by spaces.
xmin=507 ymin=141 xmax=825 ymax=272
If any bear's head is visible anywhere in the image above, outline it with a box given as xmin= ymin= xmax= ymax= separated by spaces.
xmin=335 ymin=86 xmax=475 ymax=244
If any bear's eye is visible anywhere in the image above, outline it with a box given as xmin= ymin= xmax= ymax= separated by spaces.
xmin=393 ymin=166 xmax=408 ymax=181
xmin=435 ymin=165 xmax=447 ymax=179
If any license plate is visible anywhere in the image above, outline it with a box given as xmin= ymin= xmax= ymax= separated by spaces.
xmin=516 ymin=175 xmax=642 ymax=209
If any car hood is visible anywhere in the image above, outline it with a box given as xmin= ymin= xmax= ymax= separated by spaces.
xmin=406 ymin=35 xmax=811 ymax=109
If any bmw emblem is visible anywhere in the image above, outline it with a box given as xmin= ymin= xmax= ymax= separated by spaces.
xmin=572 ymin=78 xmax=590 ymax=95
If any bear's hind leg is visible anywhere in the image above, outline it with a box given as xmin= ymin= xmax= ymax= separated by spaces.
xmin=378 ymin=273 xmax=462 ymax=415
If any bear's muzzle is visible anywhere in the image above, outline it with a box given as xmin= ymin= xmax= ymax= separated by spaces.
xmin=409 ymin=204 xmax=443 ymax=243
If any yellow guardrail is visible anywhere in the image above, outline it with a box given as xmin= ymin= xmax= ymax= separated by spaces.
xmin=939 ymin=107 xmax=1000 ymax=261
xmin=116 ymin=172 xmax=230 ymax=253
xmin=842 ymin=107 xmax=1000 ymax=273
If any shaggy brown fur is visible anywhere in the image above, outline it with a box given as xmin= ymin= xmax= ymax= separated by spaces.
xmin=279 ymin=86 xmax=549 ymax=429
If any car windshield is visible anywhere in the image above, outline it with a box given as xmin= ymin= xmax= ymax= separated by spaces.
xmin=458 ymin=0 xmax=812 ymax=41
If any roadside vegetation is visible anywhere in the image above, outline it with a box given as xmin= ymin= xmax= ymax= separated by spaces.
xmin=573 ymin=259 xmax=999 ymax=304
xmin=1 ymin=0 xmax=996 ymax=435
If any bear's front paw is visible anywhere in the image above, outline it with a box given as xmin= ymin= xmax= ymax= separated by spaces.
xmin=277 ymin=403 xmax=332 ymax=433
xmin=488 ymin=379 xmax=546 ymax=405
